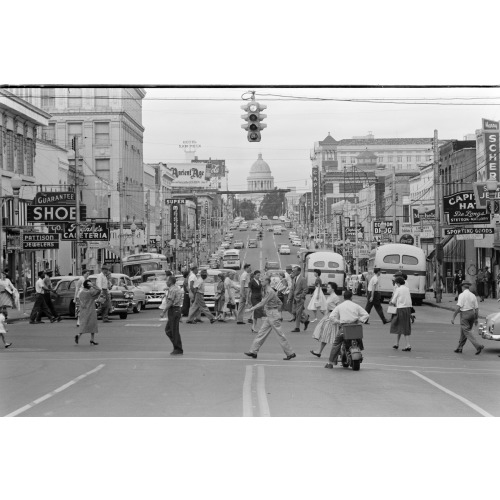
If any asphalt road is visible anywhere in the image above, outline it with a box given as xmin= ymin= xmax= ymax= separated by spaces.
xmin=2 ymin=221 xmax=500 ymax=417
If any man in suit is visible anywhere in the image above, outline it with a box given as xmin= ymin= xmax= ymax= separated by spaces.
xmin=291 ymin=266 xmax=310 ymax=332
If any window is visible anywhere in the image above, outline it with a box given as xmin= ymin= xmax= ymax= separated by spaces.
xmin=351 ymin=157 xmax=356 ymax=163
xmin=68 ymin=88 xmax=82 ymax=108
xmin=6 ymin=130 xmax=14 ymax=172
xmin=341 ymin=157 xmax=347 ymax=163
xmin=26 ymin=138 xmax=34 ymax=176
xmin=43 ymin=123 xmax=56 ymax=143
xmin=406 ymin=156 xmax=412 ymax=162
xmin=16 ymin=135 xmax=24 ymax=174
xmin=397 ymin=156 xmax=402 ymax=162
xmin=95 ymin=158 xmax=110 ymax=180
xmin=383 ymin=254 xmax=400 ymax=264
xmin=68 ymin=122 xmax=83 ymax=148
xmin=95 ymin=122 xmax=110 ymax=145
xmin=388 ymin=156 xmax=393 ymax=162
xmin=41 ymin=88 xmax=55 ymax=108
xmin=57 ymin=281 xmax=70 ymax=292
xmin=327 ymin=261 xmax=340 ymax=268
xmin=416 ymin=156 xmax=421 ymax=162
xmin=402 ymin=255 xmax=418 ymax=265
xmin=403 ymin=204 xmax=410 ymax=223
xmin=313 ymin=261 xmax=325 ymax=267
xmin=95 ymin=88 xmax=109 ymax=108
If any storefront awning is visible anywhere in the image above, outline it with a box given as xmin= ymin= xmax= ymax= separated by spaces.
xmin=427 ymin=235 xmax=465 ymax=263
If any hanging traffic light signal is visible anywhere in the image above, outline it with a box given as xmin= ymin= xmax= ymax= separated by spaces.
xmin=241 ymin=101 xmax=267 ymax=142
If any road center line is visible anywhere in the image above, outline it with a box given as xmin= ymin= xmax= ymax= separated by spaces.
xmin=410 ymin=370 xmax=494 ymax=417
xmin=257 ymin=365 xmax=271 ymax=417
xmin=242 ymin=365 xmax=254 ymax=417
xmin=4 ymin=364 xmax=105 ymax=418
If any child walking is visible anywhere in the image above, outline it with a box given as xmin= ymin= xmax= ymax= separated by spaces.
xmin=0 ymin=305 xmax=12 ymax=348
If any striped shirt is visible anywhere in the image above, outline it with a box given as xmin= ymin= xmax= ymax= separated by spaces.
xmin=166 ymin=284 xmax=184 ymax=307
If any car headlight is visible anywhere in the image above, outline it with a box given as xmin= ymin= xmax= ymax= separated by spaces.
xmin=124 ymin=292 xmax=134 ymax=299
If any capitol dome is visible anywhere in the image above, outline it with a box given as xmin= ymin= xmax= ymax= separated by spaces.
xmin=247 ymin=153 xmax=274 ymax=191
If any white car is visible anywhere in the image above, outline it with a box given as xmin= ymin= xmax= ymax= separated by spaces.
xmin=221 ymin=242 xmax=231 ymax=249
xmin=279 ymin=245 xmax=291 ymax=255
xmin=292 ymin=239 xmax=301 ymax=246
xmin=273 ymin=216 xmax=279 ymax=220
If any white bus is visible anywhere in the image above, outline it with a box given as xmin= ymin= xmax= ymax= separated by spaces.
xmin=367 ymin=243 xmax=427 ymax=304
xmin=222 ymin=249 xmax=241 ymax=270
xmin=300 ymin=250 xmax=346 ymax=293
xmin=122 ymin=252 xmax=169 ymax=283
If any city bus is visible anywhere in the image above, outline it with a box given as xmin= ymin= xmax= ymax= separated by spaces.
xmin=122 ymin=253 xmax=169 ymax=284
xmin=299 ymin=250 xmax=346 ymax=293
xmin=367 ymin=243 xmax=427 ymax=304
xmin=222 ymin=249 xmax=241 ymax=270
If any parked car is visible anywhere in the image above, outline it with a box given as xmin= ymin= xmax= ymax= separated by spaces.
xmin=292 ymin=239 xmax=301 ymax=246
xmin=233 ymin=240 xmax=245 ymax=249
xmin=221 ymin=241 xmax=231 ymax=249
xmin=88 ymin=273 xmax=147 ymax=313
xmin=273 ymin=216 xmax=279 ymax=220
xmin=248 ymin=239 xmax=258 ymax=248
xmin=136 ymin=270 xmax=169 ymax=307
xmin=51 ymin=275 xmax=132 ymax=319
xmin=197 ymin=269 xmax=241 ymax=310
xmin=268 ymin=226 xmax=274 ymax=232
xmin=262 ymin=215 xmax=268 ymax=220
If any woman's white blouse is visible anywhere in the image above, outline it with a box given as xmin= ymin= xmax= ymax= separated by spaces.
xmin=392 ymin=285 xmax=412 ymax=308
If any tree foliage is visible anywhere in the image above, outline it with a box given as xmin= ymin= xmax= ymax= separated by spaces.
xmin=259 ymin=189 xmax=285 ymax=218
xmin=234 ymin=198 xmax=257 ymax=220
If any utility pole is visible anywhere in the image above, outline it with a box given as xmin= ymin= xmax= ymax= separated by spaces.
xmin=433 ymin=129 xmax=442 ymax=303
xmin=392 ymin=166 xmax=397 ymax=243
xmin=118 ymin=168 xmax=124 ymax=273
xmin=146 ymin=189 xmax=150 ymax=252
xmin=73 ymin=137 xmax=81 ymax=275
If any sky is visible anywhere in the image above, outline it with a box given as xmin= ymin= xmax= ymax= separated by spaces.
xmin=141 ymin=86 xmax=500 ymax=191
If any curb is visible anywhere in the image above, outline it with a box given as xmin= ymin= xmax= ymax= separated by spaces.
xmin=422 ymin=300 xmax=492 ymax=320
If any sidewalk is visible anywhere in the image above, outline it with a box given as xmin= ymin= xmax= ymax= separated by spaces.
xmin=423 ymin=292 xmax=499 ymax=319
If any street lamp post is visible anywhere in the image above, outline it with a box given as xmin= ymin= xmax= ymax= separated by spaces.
xmin=418 ymin=202 xmax=426 ymax=247
xmin=353 ymin=207 xmax=359 ymax=275
xmin=11 ymin=175 xmax=23 ymax=294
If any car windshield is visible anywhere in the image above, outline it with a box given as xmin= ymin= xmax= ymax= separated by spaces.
xmin=267 ymin=262 xmax=279 ymax=268
xmin=143 ymin=273 xmax=167 ymax=282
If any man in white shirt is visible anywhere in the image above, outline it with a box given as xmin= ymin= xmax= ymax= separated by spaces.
xmin=29 ymin=271 xmax=57 ymax=324
xmin=96 ymin=265 xmax=112 ymax=322
xmin=236 ymin=263 xmax=251 ymax=324
xmin=187 ymin=264 xmax=202 ymax=323
xmin=451 ymin=280 xmax=484 ymax=355
xmin=365 ymin=268 xmax=388 ymax=324
xmin=325 ymin=290 xmax=369 ymax=368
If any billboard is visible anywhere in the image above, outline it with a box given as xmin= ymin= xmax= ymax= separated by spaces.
xmin=192 ymin=159 xmax=226 ymax=178
xmin=169 ymin=163 xmax=210 ymax=189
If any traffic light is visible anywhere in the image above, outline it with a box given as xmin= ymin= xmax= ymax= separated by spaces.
xmin=241 ymin=101 xmax=267 ymax=142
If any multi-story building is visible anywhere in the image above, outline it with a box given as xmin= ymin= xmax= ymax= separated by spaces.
xmin=14 ymin=87 xmax=146 ymax=225
xmin=0 ymin=90 xmax=51 ymax=285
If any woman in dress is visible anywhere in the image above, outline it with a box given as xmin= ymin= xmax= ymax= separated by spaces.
xmin=222 ymin=270 xmax=239 ymax=320
xmin=310 ymin=282 xmax=341 ymax=357
xmin=390 ymin=276 xmax=413 ymax=351
xmin=248 ymin=270 xmax=265 ymax=333
xmin=214 ymin=273 xmax=226 ymax=321
xmin=74 ymin=270 xmax=91 ymax=327
xmin=307 ymin=269 xmax=328 ymax=322
xmin=0 ymin=271 xmax=15 ymax=309
xmin=75 ymin=279 xmax=101 ymax=346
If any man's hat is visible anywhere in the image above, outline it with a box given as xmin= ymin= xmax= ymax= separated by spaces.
xmin=190 ymin=263 xmax=198 ymax=270
xmin=101 ymin=265 xmax=109 ymax=271
xmin=285 ymin=265 xmax=293 ymax=270
xmin=45 ymin=269 xmax=53 ymax=274
xmin=461 ymin=280 xmax=472 ymax=286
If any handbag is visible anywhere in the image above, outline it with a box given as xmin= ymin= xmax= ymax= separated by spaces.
xmin=387 ymin=305 xmax=397 ymax=315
